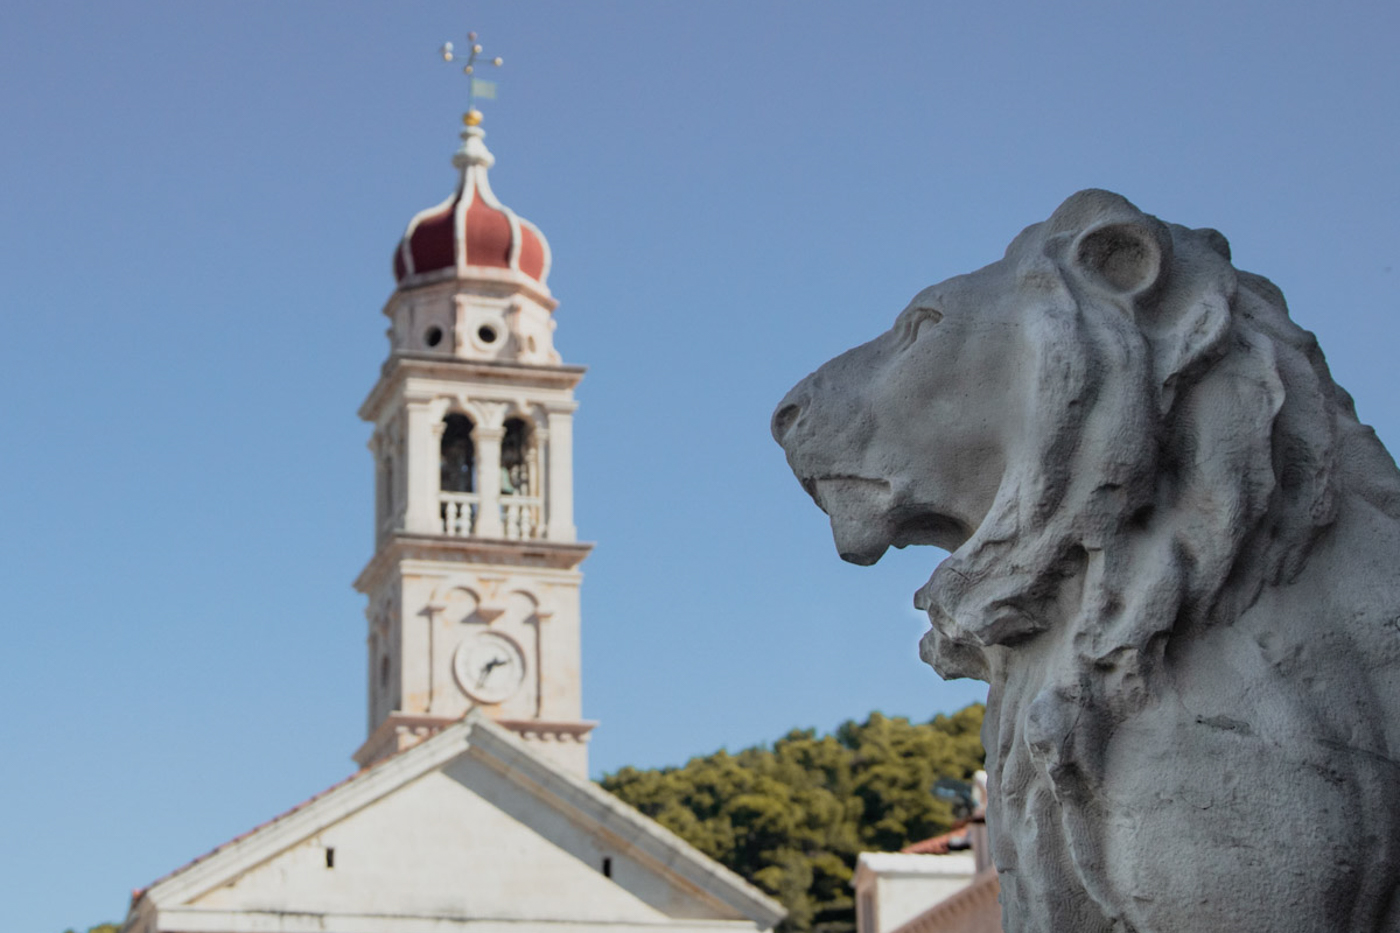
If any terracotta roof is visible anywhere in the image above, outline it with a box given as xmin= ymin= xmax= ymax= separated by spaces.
xmin=902 ymin=820 xmax=973 ymax=855
xmin=889 ymin=869 xmax=1002 ymax=933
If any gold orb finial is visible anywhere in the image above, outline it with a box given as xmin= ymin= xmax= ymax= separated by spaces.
xmin=463 ymin=109 xmax=484 ymax=127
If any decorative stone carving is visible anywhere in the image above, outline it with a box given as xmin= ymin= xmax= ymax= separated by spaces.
xmin=773 ymin=189 xmax=1400 ymax=933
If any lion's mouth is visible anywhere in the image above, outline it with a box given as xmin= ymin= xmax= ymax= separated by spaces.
xmin=888 ymin=507 xmax=970 ymax=552
xmin=806 ymin=476 xmax=970 ymax=565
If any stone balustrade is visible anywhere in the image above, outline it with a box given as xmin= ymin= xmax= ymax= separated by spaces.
xmin=500 ymin=495 xmax=543 ymax=539
xmin=438 ymin=492 xmax=543 ymax=540
xmin=439 ymin=492 xmax=480 ymax=536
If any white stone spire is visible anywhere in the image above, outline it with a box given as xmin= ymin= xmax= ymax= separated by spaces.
xmin=452 ymin=121 xmax=496 ymax=172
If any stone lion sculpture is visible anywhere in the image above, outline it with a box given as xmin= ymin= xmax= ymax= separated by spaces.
xmin=773 ymin=189 xmax=1400 ymax=933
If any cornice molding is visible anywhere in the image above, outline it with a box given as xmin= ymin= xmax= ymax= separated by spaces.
xmin=154 ymin=907 xmax=765 ymax=933
xmin=497 ymin=718 xmax=599 ymax=744
xmin=384 ymin=265 xmax=558 ymax=312
xmin=361 ymin=355 xmax=586 ymax=421
xmin=352 ymin=712 xmax=458 ymax=768
xmin=355 ymin=535 xmax=593 ymax=593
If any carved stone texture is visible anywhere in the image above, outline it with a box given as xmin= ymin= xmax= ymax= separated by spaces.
xmin=773 ymin=189 xmax=1400 ymax=933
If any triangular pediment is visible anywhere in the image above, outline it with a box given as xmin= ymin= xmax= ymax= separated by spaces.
xmin=129 ymin=715 xmax=783 ymax=933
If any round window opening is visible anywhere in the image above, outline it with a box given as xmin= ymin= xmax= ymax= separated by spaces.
xmin=477 ymin=325 xmax=498 ymax=344
xmin=424 ymin=326 xmax=444 ymax=347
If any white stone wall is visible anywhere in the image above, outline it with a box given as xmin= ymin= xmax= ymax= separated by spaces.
xmin=853 ymin=853 xmax=977 ymax=933
xmin=386 ymin=278 xmax=561 ymax=366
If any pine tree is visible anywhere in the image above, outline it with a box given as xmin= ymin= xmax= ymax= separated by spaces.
xmin=601 ymin=703 xmax=986 ymax=933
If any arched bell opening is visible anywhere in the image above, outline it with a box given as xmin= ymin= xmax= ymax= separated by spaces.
xmin=440 ymin=414 xmax=477 ymax=492
xmin=500 ymin=417 xmax=542 ymax=539
xmin=501 ymin=417 xmax=533 ymax=496
xmin=439 ymin=413 xmax=480 ymax=535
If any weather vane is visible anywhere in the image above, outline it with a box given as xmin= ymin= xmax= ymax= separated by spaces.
xmin=439 ymin=32 xmax=502 ymax=126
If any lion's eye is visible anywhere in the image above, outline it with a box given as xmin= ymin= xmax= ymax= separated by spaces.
xmin=899 ymin=307 xmax=943 ymax=347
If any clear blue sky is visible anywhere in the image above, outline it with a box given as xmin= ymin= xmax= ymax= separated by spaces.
xmin=3 ymin=1 xmax=1397 ymax=929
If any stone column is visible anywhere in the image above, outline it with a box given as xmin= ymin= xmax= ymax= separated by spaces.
xmin=475 ymin=426 xmax=505 ymax=538
xmin=404 ymin=399 xmax=441 ymax=535
xmin=367 ymin=432 xmax=385 ymax=541
xmin=533 ymin=423 xmax=551 ymax=512
xmin=546 ymin=406 xmax=577 ymax=542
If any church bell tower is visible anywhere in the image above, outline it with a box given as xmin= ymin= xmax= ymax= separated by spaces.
xmin=354 ymin=106 xmax=595 ymax=777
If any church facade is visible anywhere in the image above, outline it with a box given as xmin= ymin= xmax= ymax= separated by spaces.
xmin=121 ymin=109 xmax=784 ymax=933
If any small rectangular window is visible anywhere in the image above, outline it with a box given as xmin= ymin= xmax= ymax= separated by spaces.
xmin=325 ymin=847 xmax=335 ymax=868
xmin=602 ymin=856 xmax=612 ymax=878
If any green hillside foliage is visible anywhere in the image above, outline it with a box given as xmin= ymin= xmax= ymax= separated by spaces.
xmin=601 ymin=704 xmax=985 ymax=933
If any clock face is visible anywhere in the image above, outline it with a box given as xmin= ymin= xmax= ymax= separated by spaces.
xmin=453 ymin=630 xmax=526 ymax=705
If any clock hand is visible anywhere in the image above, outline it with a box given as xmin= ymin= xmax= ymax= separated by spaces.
xmin=476 ymin=655 xmax=508 ymax=688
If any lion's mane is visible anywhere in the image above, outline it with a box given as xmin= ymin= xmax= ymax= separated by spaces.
xmin=920 ymin=190 xmax=1396 ymax=713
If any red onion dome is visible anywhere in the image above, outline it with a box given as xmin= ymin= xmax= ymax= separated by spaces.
xmin=392 ymin=119 xmax=551 ymax=288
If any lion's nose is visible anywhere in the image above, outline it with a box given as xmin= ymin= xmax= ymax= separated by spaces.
xmin=771 ymin=399 xmax=802 ymax=445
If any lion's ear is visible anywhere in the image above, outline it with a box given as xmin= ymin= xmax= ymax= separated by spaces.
xmin=1071 ymin=220 xmax=1171 ymax=301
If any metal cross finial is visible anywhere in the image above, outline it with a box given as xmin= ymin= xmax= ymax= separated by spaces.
xmin=439 ymin=31 xmax=502 ymax=121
